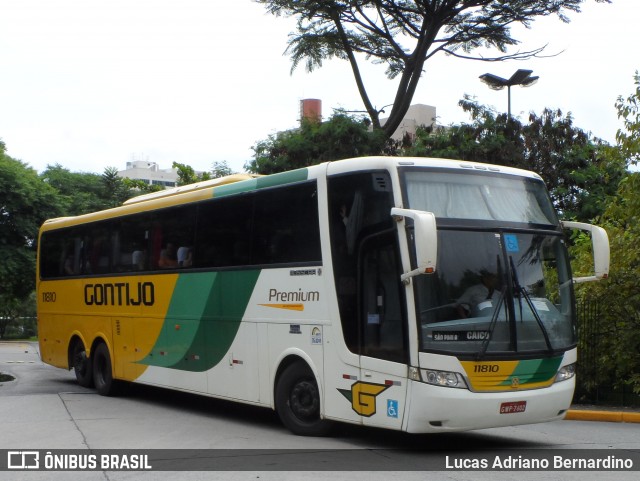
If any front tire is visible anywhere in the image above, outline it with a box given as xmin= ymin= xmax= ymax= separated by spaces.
xmin=275 ymin=362 xmax=333 ymax=436
xmin=71 ymin=340 xmax=93 ymax=388
xmin=92 ymin=343 xmax=117 ymax=396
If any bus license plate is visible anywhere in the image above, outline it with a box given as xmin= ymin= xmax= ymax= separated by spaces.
xmin=500 ymin=401 xmax=527 ymax=414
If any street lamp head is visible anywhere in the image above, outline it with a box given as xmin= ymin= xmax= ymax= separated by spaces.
xmin=508 ymin=69 xmax=534 ymax=85
xmin=479 ymin=73 xmax=508 ymax=90
xmin=479 ymin=68 xmax=539 ymax=119
xmin=480 ymin=69 xmax=539 ymax=89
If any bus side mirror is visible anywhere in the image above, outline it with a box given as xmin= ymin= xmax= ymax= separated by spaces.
xmin=391 ymin=208 xmax=437 ymax=283
xmin=562 ymin=221 xmax=610 ymax=283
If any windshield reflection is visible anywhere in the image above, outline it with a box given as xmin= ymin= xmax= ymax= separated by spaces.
xmin=415 ymin=230 xmax=576 ymax=356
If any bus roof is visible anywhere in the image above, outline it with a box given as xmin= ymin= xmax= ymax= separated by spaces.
xmin=40 ymin=157 xmax=544 ymax=231
xmin=325 ymin=156 xmax=543 ymax=180
xmin=123 ymin=173 xmax=261 ymax=205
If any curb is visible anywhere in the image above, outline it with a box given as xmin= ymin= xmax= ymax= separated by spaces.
xmin=565 ymin=410 xmax=640 ymax=423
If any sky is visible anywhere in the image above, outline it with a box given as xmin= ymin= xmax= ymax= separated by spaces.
xmin=1 ymin=0 xmax=639 ymax=175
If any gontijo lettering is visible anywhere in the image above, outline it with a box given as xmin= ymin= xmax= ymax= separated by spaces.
xmin=84 ymin=282 xmax=155 ymax=306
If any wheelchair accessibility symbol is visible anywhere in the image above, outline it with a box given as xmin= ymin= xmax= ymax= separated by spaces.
xmin=387 ymin=399 xmax=399 ymax=418
xmin=504 ymin=234 xmax=520 ymax=253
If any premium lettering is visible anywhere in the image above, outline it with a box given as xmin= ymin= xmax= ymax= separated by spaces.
xmin=84 ymin=282 xmax=154 ymax=306
xmin=269 ymin=288 xmax=320 ymax=303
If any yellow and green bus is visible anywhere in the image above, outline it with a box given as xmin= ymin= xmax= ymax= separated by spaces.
xmin=37 ymin=156 xmax=609 ymax=436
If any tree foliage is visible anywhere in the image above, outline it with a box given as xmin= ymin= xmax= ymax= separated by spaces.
xmin=172 ymin=161 xmax=237 ymax=185
xmin=570 ymin=74 xmax=640 ymax=395
xmin=1 ymin=144 xmax=62 ymax=335
xmin=616 ymin=71 xmax=640 ymax=166
xmin=572 ymin=174 xmax=640 ymax=394
xmin=102 ymin=167 xmax=134 ymax=207
xmin=211 ymin=160 xmax=234 ymax=179
xmin=39 ymin=164 xmax=158 ymax=213
xmin=246 ymin=111 xmax=388 ymax=174
xmin=40 ymin=164 xmax=109 ymax=215
xmin=258 ymin=0 xmax=609 ymax=137
xmin=173 ymin=162 xmax=212 ymax=186
xmin=121 ymin=177 xmax=164 ymax=196
xmin=401 ymin=96 xmax=627 ymax=221
xmin=1 ymin=141 xmax=166 ymax=330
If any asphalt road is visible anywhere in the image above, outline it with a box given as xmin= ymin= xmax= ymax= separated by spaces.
xmin=1 ymin=341 xmax=639 ymax=481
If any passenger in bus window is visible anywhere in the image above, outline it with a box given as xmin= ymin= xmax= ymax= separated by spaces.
xmin=132 ymin=248 xmax=146 ymax=270
xmin=455 ymin=270 xmax=498 ymax=318
xmin=158 ymin=242 xmax=179 ymax=268
xmin=64 ymin=254 xmax=76 ymax=275
xmin=177 ymin=246 xmax=192 ymax=267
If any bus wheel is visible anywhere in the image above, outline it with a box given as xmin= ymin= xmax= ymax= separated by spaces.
xmin=71 ymin=340 xmax=93 ymax=388
xmin=92 ymin=343 xmax=116 ymax=396
xmin=275 ymin=362 xmax=333 ymax=436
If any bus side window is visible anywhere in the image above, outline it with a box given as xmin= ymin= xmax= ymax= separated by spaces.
xmin=328 ymin=171 xmax=396 ymax=355
xmin=114 ymin=215 xmax=151 ymax=272
xmin=359 ymin=231 xmax=407 ymax=363
xmin=251 ymin=182 xmax=320 ymax=265
xmin=152 ymin=206 xmax=195 ymax=271
xmin=195 ymin=196 xmax=252 ymax=268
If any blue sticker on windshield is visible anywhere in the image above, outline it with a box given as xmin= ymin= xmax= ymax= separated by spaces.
xmin=504 ymin=234 xmax=520 ymax=253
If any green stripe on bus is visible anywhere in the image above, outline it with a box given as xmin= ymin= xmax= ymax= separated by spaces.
xmin=212 ymin=168 xmax=308 ymax=198
xmin=256 ymin=168 xmax=308 ymax=189
xmin=499 ymin=357 xmax=562 ymax=386
xmin=139 ymin=270 xmax=261 ymax=371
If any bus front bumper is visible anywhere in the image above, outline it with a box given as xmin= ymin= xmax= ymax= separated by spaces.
xmin=403 ymin=378 xmax=574 ymax=433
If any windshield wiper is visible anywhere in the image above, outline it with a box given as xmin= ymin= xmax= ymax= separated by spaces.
xmin=509 ymin=257 xmax=554 ymax=352
xmin=476 ymin=285 xmax=506 ymax=361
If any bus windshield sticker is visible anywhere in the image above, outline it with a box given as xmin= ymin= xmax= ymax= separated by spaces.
xmin=504 ymin=234 xmax=520 ymax=253
xmin=311 ymin=327 xmax=322 ymax=345
xmin=433 ymin=331 xmax=491 ymax=341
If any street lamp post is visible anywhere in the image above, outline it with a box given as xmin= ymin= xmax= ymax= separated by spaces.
xmin=479 ymin=69 xmax=539 ymax=119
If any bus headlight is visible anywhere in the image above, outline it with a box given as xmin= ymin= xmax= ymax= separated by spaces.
xmin=555 ymin=363 xmax=576 ymax=383
xmin=421 ymin=369 xmax=468 ymax=389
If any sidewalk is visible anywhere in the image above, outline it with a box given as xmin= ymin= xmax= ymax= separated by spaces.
xmin=566 ymin=405 xmax=640 ymax=423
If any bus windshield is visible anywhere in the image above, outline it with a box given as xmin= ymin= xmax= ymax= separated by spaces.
xmin=403 ymin=170 xmax=558 ymax=225
xmin=414 ymin=230 xmax=576 ymax=356
xmin=401 ymin=168 xmax=575 ymax=357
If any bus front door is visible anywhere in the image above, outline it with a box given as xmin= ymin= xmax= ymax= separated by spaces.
xmin=357 ymin=231 xmax=409 ymax=430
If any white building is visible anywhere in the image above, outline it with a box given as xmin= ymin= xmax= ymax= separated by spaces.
xmin=380 ymin=104 xmax=437 ymax=141
xmin=117 ymin=160 xmax=178 ymax=188
xmin=299 ymin=98 xmax=438 ymax=142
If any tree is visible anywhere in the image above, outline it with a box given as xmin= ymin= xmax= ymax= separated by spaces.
xmin=258 ymin=0 xmax=609 ymax=138
xmin=246 ymin=111 xmax=388 ymax=174
xmin=616 ymin=71 xmax=640 ymax=166
xmin=102 ymin=167 xmax=132 ymax=207
xmin=401 ymin=96 xmax=627 ymax=221
xmin=40 ymin=164 xmax=108 ymax=215
xmin=173 ymin=162 xmax=212 ymax=186
xmin=0 ymin=144 xmax=62 ymax=337
xmin=101 ymin=167 xmax=164 ymax=204
xmin=211 ymin=160 xmax=234 ymax=179
xmin=121 ymin=177 xmax=164 ymax=196
xmin=0 ymin=292 xmax=36 ymax=339
xmin=572 ymin=173 xmax=640 ymax=394
xmin=41 ymin=164 xmax=163 ymax=212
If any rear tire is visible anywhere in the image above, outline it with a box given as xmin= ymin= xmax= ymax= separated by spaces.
xmin=71 ymin=340 xmax=93 ymax=388
xmin=92 ymin=343 xmax=117 ymax=396
xmin=275 ymin=362 xmax=333 ymax=436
